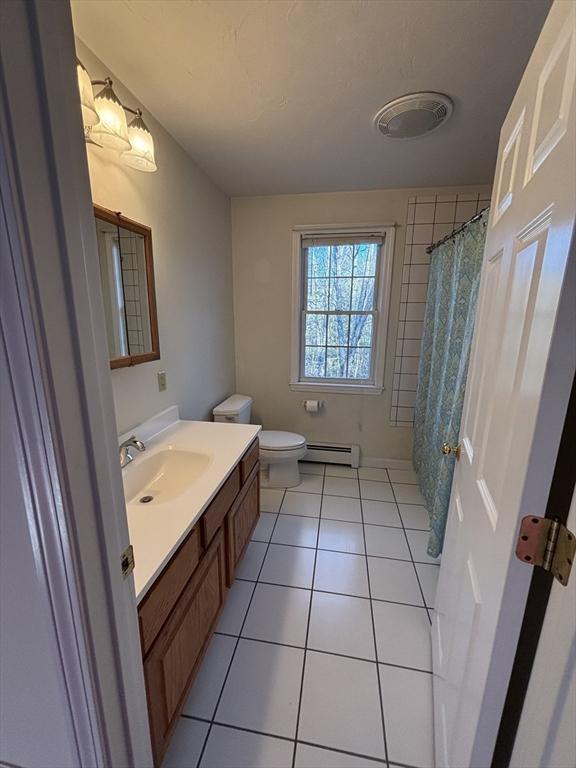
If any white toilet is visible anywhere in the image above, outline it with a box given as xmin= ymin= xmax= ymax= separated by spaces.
xmin=212 ymin=394 xmax=307 ymax=488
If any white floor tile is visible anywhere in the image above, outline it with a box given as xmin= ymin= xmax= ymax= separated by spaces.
xmin=291 ymin=474 xmax=324 ymax=494
xmin=362 ymin=500 xmax=402 ymax=527
xmin=182 ymin=634 xmax=236 ymax=719
xmin=235 ymin=541 xmax=268 ymax=581
xmin=217 ymin=579 xmax=255 ymax=635
xmin=314 ymin=550 xmax=369 ymax=597
xmin=295 ymin=743 xmax=383 ymax=767
xmin=372 ymin=601 xmax=431 ymax=671
xmin=358 ymin=467 xmax=389 ymax=482
xmin=299 ymin=461 xmax=325 ymax=475
xmin=324 ymin=464 xmax=358 ymax=478
xmin=364 ymin=525 xmax=411 ymax=560
xmin=321 ymin=495 xmax=362 ymax=523
xmin=308 ymin=591 xmax=375 ymax=660
xmin=260 ymin=488 xmax=285 ymax=513
xmin=360 ymin=480 xmax=395 ymax=502
xmin=272 ymin=515 xmax=319 ymax=548
xmin=280 ymin=492 xmax=322 ymax=518
xmin=318 ymin=519 xmax=365 ymax=554
xmin=252 ymin=511 xmax=278 ymax=542
xmin=162 ymin=718 xmax=209 ymax=768
xmin=379 ymin=664 xmax=434 ymax=768
xmin=406 ymin=529 xmax=441 ymax=564
xmin=387 ymin=468 xmax=418 ymax=484
xmin=201 ymin=725 xmax=293 ymax=768
xmin=399 ymin=504 xmax=430 ymax=530
xmin=392 ymin=483 xmax=426 ymax=505
xmin=368 ymin=557 xmax=424 ymax=605
xmin=299 ymin=652 xmax=385 ymax=759
xmin=416 ymin=563 xmax=440 ymax=608
xmin=260 ymin=544 xmax=316 ymax=588
xmin=323 ymin=476 xmax=360 ymax=498
xmin=216 ymin=638 xmax=304 ymax=738
xmin=242 ymin=583 xmax=310 ymax=647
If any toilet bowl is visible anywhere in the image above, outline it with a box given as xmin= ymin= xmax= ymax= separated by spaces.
xmin=259 ymin=430 xmax=307 ymax=488
xmin=212 ymin=395 xmax=307 ymax=488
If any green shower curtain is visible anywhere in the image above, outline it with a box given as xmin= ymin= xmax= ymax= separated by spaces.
xmin=413 ymin=209 xmax=489 ymax=558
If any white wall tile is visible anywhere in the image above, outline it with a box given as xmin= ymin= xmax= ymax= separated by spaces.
xmin=414 ymin=203 xmax=435 ymax=224
xmin=412 ymin=223 xmax=433 ymax=243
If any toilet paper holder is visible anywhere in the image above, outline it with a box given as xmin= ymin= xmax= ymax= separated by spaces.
xmin=302 ymin=399 xmax=324 ymax=413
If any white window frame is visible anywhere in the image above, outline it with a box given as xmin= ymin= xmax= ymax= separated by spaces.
xmin=290 ymin=223 xmax=395 ymax=395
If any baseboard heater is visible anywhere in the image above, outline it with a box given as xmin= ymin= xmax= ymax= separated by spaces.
xmin=304 ymin=442 xmax=360 ymax=468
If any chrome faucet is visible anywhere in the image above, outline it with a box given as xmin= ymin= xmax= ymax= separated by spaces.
xmin=119 ymin=435 xmax=146 ymax=468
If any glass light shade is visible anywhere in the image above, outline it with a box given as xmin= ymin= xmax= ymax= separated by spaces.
xmin=76 ymin=60 xmax=99 ymax=127
xmin=122 ymin=113 xmax=157 ymax=172
xmin=91 ymin=80 xmax=131 ymax=151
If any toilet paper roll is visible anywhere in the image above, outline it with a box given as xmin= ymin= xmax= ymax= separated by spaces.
xmin=304 ymin=400 xmax=321 ymax=413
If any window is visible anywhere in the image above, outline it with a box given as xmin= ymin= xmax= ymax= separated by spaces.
xmin=290 ymin=226 xmax=394 ymax=394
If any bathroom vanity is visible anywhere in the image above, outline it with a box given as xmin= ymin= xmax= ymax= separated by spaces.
xmin=121 ymin=413 xmax=261 ymax=764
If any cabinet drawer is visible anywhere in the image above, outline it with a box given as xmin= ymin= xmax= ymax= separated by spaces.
xmin=144 ymin=528 xmax=227 ymax=765
xmin=201 ymin=465 xmax=240 ymax=546
xmin=139 ymin=525 xmax=202 ymax=656
xmin=240 ymin=438 xmax=259 ymax=485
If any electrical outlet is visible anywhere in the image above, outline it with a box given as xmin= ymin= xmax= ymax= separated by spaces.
xmin=157 ymin=371 xmax=167 ymax=392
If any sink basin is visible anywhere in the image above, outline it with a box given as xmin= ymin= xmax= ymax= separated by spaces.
xmin=123 ymin=449 xmax=212 ymax=504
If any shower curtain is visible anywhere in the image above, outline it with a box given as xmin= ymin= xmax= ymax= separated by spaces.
xmin=413 ymin=209 xmax=489 ymax=558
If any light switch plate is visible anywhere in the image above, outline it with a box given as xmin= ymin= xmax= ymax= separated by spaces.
xmin=157 ymin=371 xmax=167 ymax=392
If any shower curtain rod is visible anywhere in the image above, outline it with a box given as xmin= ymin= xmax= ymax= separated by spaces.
xmin=426 ymin=206 xmax=490 ymax=254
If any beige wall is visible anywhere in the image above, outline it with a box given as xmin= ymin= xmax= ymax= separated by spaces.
xmin=77 ymin=40 xmax=235 ymax=435
xmin=231 ymin=185 xmax=490 ymax=463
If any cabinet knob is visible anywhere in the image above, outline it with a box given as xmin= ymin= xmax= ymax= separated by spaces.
xmin=441 ymin=442 xmax=461 ymax=460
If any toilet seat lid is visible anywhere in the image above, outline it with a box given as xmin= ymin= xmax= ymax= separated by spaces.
xmin=259 ymin=430 xmax=306 ymax=451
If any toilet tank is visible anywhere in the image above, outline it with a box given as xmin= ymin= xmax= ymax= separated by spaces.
xmin=212 ymin=394 xmax=253 ymax=424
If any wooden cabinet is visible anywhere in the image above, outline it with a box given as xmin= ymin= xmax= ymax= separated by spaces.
xmin=227 ymin=465 xmax=260 ymax=584
xmin=138 ymin=438 xmax=259 ymax=765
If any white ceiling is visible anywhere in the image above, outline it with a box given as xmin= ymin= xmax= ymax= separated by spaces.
xmin=72 ymin=0 xmax=550 ymax=197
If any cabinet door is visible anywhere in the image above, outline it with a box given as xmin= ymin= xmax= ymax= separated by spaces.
xmin=227 ymin=466 xmax=260 ymax=583
xmin=144 ymin=528 xmax=227 ymax=765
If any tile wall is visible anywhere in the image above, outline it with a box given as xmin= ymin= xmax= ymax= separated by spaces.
xmin=120 ymin=232 xmax=145 ymax=355
xmin=390 ymin=190 xmax=491 ymax=427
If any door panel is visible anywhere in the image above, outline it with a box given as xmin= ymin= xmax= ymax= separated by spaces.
xmin=432 ymin=3 xmax=576 ymax=767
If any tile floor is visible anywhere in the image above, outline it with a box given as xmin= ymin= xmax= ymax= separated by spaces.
xmin=163 ymin=463 xmax=440 ymax=768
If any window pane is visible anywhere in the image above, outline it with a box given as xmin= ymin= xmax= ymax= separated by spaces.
xmin=349 ymin=314 xmax=373 ymax=347
xmin=353 ymin=244 xmax=378 ymax=276
xmin=327 ymin=314 xmax=349 ymax=346
xmin=304 ymin=346 xmax=326 ymax=377
xmin=326 ymin=347 xmax=348 ymax=378
xmin=307 ymin=278 xmax=328 ymax=310
xmin=329 ymin=278 xmax=352 ymax=310
xmin=305 ymin=313 xmax=327 ymax=346
xmin=351 ymin=277 xmax=375 ymax=311
xmin=308 ymin=246 xmax=329 ymax=278
xmin=330 ymin=245 xmax=353 ymax=276
xmin=348 ymin=348 xmax=371 ymax=379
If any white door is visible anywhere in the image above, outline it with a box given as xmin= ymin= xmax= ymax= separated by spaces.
xmin=432 ymin=2 xmax=576 ymax=767
xmin=510 ymin=491 xmax=576 ymax=768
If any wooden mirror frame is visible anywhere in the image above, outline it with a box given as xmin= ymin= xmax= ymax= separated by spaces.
xmin=94 ymin=205 xmax=160 ymax=369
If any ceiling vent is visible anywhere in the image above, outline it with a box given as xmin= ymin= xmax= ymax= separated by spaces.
xmin=374 ymin=92 xmax=453 ymax=139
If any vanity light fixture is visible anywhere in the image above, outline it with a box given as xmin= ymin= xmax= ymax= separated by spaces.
xmin=76 ymin=59 xmax=157 ymax=171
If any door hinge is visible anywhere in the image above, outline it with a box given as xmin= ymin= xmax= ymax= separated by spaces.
xmin=121 ymin=544 xmax=135 ymax=579
xmin=515 ymin=516 xmax=575 ymax=586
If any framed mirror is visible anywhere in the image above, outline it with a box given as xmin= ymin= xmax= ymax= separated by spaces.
xmin=94 ymin=205 xmax=160 ymax=369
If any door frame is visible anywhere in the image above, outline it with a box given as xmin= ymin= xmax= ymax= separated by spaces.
xmin=493 ymin=357 xmax=576 ymax=764
xmin=1 ymin=1 xmax=152 ymax=765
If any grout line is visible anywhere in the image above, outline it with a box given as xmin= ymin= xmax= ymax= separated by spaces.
xmin=213 ymin=630 xmax=432 ymax=674
xmin=297 ymin=738 xmax=389 ymax=766
xmin=385 ymin=470 xmax=433 ymax=625
xmin=194 ymin=488 xmax=288 ymax=768
xmin=290 ymin=461 xmax=325 ymax=768
xmin=183 ymin=714 xmax=295 ymax=743
xmin=356 ymin=473 xmax=390 ymax=765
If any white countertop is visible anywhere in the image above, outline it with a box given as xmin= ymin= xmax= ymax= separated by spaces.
xmin=124 ymin=417 xmax=260 ymax=603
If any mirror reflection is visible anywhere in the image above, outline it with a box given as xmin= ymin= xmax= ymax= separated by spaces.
xmin=94 ymin=207 xmax=159 ymax=368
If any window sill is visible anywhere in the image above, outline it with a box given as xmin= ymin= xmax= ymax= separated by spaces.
xmin=289 ymin=381 xmax=383 ymax=396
